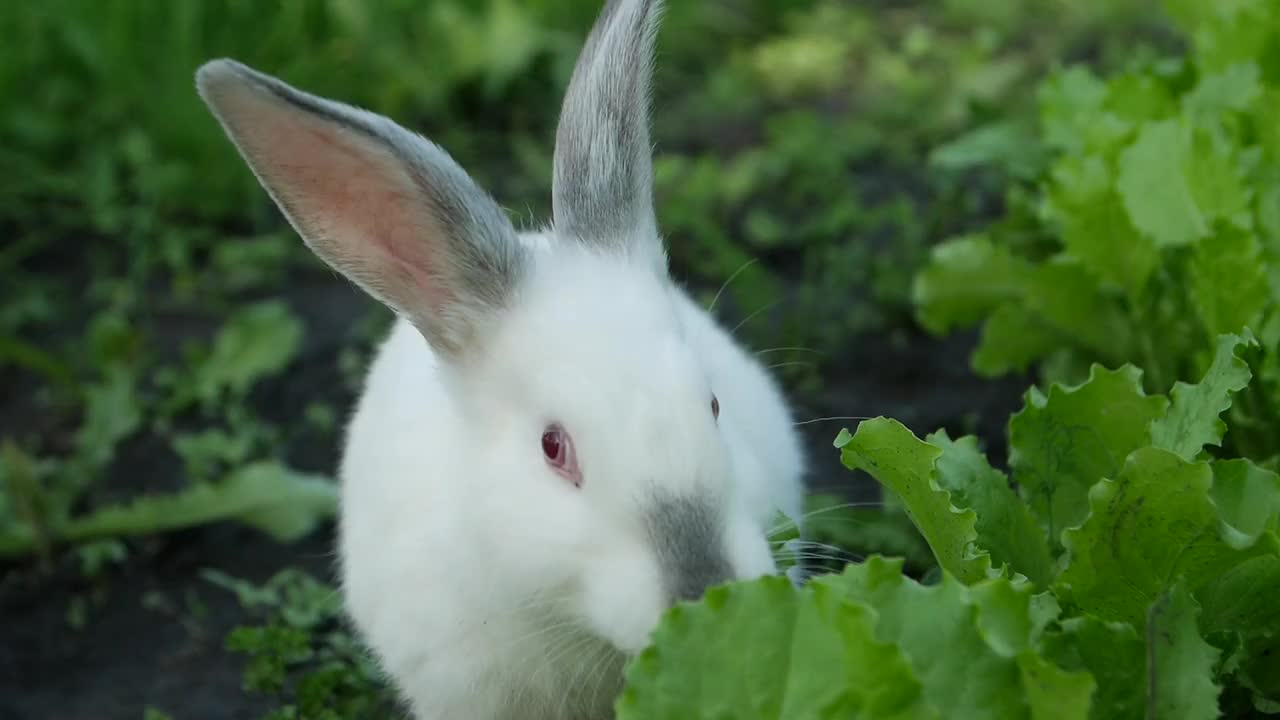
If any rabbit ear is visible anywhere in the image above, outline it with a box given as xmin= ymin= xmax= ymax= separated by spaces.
xmin=552 ymin=0 xmax=665 ymax=263
xmin=195 ymin=59 xmax=526 ymax=358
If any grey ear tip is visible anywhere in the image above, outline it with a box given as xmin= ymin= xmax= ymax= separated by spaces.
xmin=194 ymin=57 xmax=254 ymax=99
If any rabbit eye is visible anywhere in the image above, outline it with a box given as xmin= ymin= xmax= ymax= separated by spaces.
xmin=542 ymin=423 xmax=581 ymax=487
xmin=542 ymin=426 xmax=566 ymax=464
xmin=711 ymin=393 xmax=720 ymax=420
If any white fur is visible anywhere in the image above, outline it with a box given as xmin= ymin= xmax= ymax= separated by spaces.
xmin=338 ymin=232 xmax=804 ymax=719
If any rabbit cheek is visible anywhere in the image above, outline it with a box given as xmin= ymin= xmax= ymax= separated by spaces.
xmin=579 ymin=542 xmax=666 ymax=654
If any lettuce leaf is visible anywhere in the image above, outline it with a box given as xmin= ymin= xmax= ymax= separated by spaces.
xmin=1055 ymin=447 xmax=1279 ymax=627
xmin=618 ymin=559 xmax=1092 ymax=720
xmin=834 ymin=419 xmax=993 ymax=584
xmin=927 ymin=431 xmax=1054 ymax=588
xmin=912 ymin=234 xmax=1032 ymax=335
xmin=1008 ymin=365 xmax=1168 ymax=547
xmin=1146 ymin=581 xmax=1223 ymax=719
xmin=1150 ymin=331 xmax=1257 ymax=461
xmin=1117 ymin=119 xmax=1251 ymax=248
xmin=615 ymin=574 xmax=933 ymax=720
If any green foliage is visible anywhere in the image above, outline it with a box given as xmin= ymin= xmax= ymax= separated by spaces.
xmin=211 ymin=568 xmax=399 ymax=720
xmin=652 ymin=0 xmax=1159 ymax=375
xmin=624 ymin=331 xmax=1280 ymax=715
xmin=0 ymin=461 xmax=336 ymax=558
xmin=619 ymin=557 xmax=1092 ymax=719
xmin=912 ymin=0 xmax=1280 ymax=465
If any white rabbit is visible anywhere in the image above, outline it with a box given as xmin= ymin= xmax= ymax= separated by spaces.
xmin=195 ymin=0 xmax=805 ymax=717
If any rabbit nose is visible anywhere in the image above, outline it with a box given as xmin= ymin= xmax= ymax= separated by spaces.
xmin=645 ymin=495 xmax=734 ymax=604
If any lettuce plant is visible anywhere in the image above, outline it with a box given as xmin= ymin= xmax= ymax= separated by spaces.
xmin=617 ymin=332 xmax=1280 ymax=717
xmin=912 ymin=0 xmax=1280 ymax=464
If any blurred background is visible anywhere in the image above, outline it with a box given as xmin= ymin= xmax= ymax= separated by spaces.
xmin=0 ymin=0 xmax=1182 ymax=717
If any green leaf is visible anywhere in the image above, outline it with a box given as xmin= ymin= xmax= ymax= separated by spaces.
xmin=194 ymin=300 xmax=304 ymax=405
xmin=226 ymin=624 xmax=314 ymax=693
xmin=1187 ymin=125 xmax=1253 ymax=228
xmin=835 ymin=419 xmax=993 ymax=584
xmin=1196 ymin=553 xmax=1280 ymax=637
xmin=1253 ymin=88 xmax=1280 ymax=166
xmin=615 ymin=573 xmax=934 ymax=719
xmin=1238 ymin=633 xmax=1280 ymax=712
xmin=816 ymin=557 xmax=1093 ymax=720
xmin=1162 ymin=1 xmax=1280 ymax=75
xmin=1150 ymin=331 xmax=1257 ymax=461
xmin=1056 ymin=447 xmax=1280 ymax=627
xmin=73 ymin=365 xmax=141 ymax=470
xmin=1009 ymin=365 xmax=1169 ymax=546
xmin=1146 ymin=581 xmax=1222 ymax=720
xmin=1104 ymin=72 xmax=1176 ymax=126
xmin=912 ymin=235 xmax=1031 ymax=335
xmin=204 ymin=567 xmax=344 ymax=630
xmin=1210 ymin=458 xmax=1280 ymax=549
xmin=1038 ymin=66 xmax=1109 ymax=154
xmin=927 ymin=431 xmax=1054 ymax=588
xmin=209 ymin=463 xmax=338 ymax=543
xmin=928 ymin=120 xmax=1047 ymax=180
xmin=1117 ymin=119 xmax=1250 ymax=247
xmin=0 ymin=462 xmax=337 ymax=557
xmin=1181 ymin=62 xmax=1262 ymax=120
xmin=172 ymin=428 xmax=255 ymax=482
xmin=1046 ymin=155 xmax=1158 ymax=294
xmin=1043 ymin=617 xmax=1146 ymax=720
xmin=1189 ymin=225 xmax=1268 ymax=340
xmin=1022 ymin=259 xmax=1131 ymax=362
xmin=971 ymin=303 xmax=1062 ymax=376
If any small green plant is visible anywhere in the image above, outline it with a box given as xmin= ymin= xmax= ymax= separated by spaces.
xmin=208 ymin=568 xmax=400 ymax=720
xmin=618 ymin=332 xmax=1280 ymax=717
xmin=0 ymin=298 xmax=334 ymax=560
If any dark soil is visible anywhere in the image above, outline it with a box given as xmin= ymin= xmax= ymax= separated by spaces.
xmin=0 ymin=272 xmax=1029 ymax=720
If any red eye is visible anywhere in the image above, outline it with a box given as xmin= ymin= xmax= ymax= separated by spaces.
xmin=541 ymin=423 xmax=581 ymax=487
xmin=542 ymin=426 xmax=565 ymax=464
xmin=711 ymin=393 xmax=720 ymax=420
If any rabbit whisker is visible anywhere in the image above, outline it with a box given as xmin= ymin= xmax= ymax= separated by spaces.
xmin=707 ymin=257 xmax=759 ymax=314
xmin=793 ymin=415 xmax=875 ymax=426
xmin=766 ymin=500 xmax=885 ymax=534
xmin=755 ymin=346 xmax=823 ymax=356
xmin=730 ymin=300 xmax=779 ymax=336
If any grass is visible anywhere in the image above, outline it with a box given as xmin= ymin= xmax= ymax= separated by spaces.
xmin=0 ymin=0 xmax=1178 ymax=717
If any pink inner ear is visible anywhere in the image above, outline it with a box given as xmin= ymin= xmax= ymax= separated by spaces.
xmin=230 ymin=90 xmax=454 ymax=315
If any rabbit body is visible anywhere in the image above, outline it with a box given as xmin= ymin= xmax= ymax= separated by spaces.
xmin=195 ymin=0 xmax=806 ymax=717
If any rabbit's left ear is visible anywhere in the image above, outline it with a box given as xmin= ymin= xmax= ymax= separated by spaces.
xmin=552 ymin=0 xmax=665 ymax=267
xmin=195 ymin=59 xmax=527 ymax=358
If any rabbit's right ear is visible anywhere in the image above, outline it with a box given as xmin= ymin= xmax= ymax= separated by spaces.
xmin=195 ymin=59 xmax=526 ymax=358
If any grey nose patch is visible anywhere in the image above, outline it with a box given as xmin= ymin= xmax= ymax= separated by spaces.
xmin=646 ymin=496 xmax=734 ymax=603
